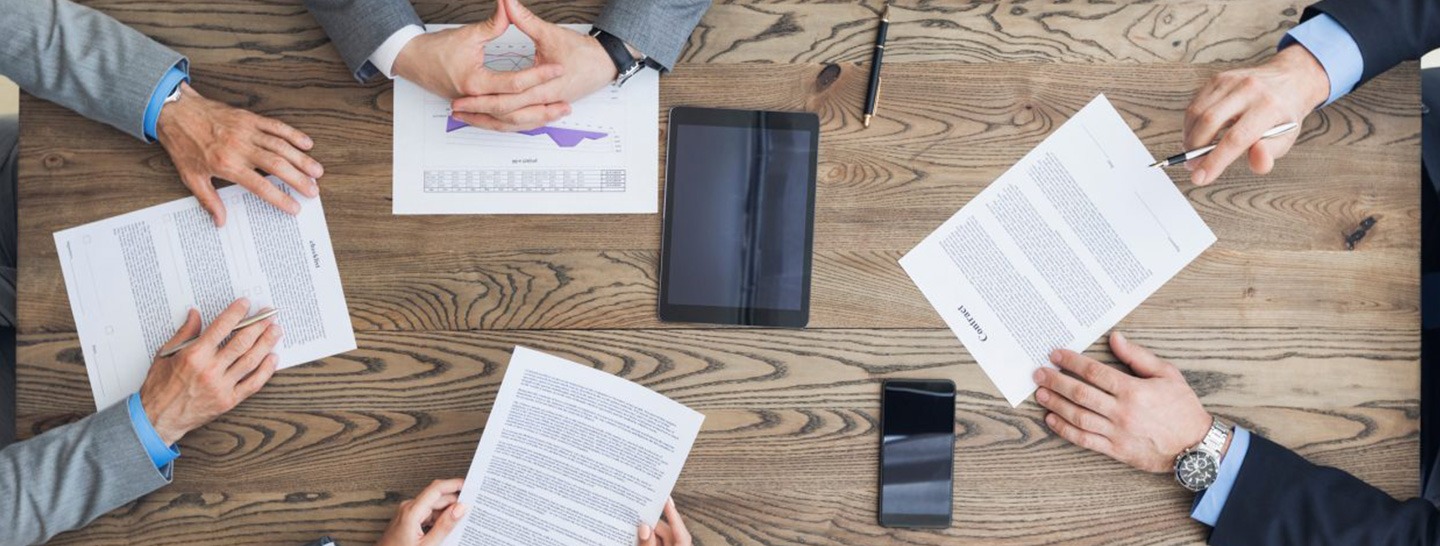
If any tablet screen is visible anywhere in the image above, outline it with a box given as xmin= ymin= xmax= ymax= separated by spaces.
xmin=661 ymin=109 xmax=817 ymax=326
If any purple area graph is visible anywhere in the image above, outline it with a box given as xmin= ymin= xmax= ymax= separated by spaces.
xmin=445 ymin=116 xmax=608 ymax=148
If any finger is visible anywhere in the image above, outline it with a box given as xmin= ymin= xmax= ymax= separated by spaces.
xmin=184 ymin=174 xmax=228 ymax=227
xmin=198 ymin=298 xmax=252 ymax=349
xmin=451 ymin=80 xmax=564 ymax=116
xmin=1246 ymin=133 xmax=1297 ymax=175
xmin=226 ymin=321 xmax=282 ymax=382
xmin=252 ymin=149 xmax=317 ymax=200
xmin=661 ymin=498 xmax=690 ymax=544
xmin=1033 ymin=366 xmax=1116 ymax=415
xmin=405 ymin=479 xmax=466 ymax=529
xmin=1036 ymin=387 xmax=1113 ymax=437
xmin=452 ymin=103 xmax=570 ymax=133
xmin=1049 ymin=349 xmax=1129 ymax=395
xmin=1046 ymin=412 xmax=1116 ymax=456
xmin=637 ymin=524 xmax=658 ymax=546
xmin=158 ymin=309 xmax=203 ymax=356
xmin=1194 ymin=109 xmax=1286 ymax=186
xmin=503 ymin=0 xmax=544 ymax=35
xmin=258 ymin=116 xmax=315 ymax=152
xmin=233 ymin=353 xmax=277 ymax=400
xmin=420 ymin=503 xmax=467 ymax=546
xmin=477 ymin=0 xmax=510 ymax=38
xmin=1109 ymin=332 xmax=1176 ymax=379
xmin=232 ymin=168 xmax=301 ymax=215
xmin=256 ymin=133 xmax=323 ymax=185
xmin=460 ymin=64 xmax=564 ymax=96
xmin=215 ymin=313 xmax=274 ymax=367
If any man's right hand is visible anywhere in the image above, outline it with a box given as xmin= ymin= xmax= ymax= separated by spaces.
xmin=392 ymin=2 xmax=570 ymax=130
xmin=1182 ymin=44 xmax=1331 ymax=186
xmin=139 ymin=298 xmax=282 ymax=445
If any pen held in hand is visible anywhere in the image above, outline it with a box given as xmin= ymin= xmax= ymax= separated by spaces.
xmin=1149 ymin=122 xmax=1301 ymax=168
xmin=159 ymin=308 xmax=281 ymax=358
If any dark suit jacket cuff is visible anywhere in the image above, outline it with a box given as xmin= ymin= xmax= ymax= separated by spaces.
xmin=1303 ymin=0 xmax=1419 ymax=86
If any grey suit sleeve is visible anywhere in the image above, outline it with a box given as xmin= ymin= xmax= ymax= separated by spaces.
xmin=0 ymin=0 xmax=185 ymax=141
xmin=594 ymin=0 xmax=710 ymax=71
xmin=0 ymin=402 xmax=171 ymax=546
xmin=303 ymin=0 xmax=424 ymax=82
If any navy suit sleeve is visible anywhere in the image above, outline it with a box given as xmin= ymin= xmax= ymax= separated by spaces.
xmin=1302 ymin=0 xmax=1440 ymax=86
xmin=1208 ymin=434 xmax=1440 ymax=546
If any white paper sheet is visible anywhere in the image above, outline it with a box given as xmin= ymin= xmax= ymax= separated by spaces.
xmin=900 ymin=95 xmax=1216 ymax=407
xmin=393 ymin=24 xmax=659 ymax=215
xmin=442 ymin=346 xmax=704 ymax=546
xmin=55 ymin=178 xmax=356 ymax=410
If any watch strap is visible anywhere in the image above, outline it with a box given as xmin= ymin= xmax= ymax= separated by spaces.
xmin=590 ymin=29 xmax=656 ymax=86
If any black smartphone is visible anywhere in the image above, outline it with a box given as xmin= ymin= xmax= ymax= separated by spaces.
xmin=878 ymin=379 xmax=956 ymax=528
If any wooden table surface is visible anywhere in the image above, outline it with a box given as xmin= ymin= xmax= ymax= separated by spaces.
xmin=16 ymin=1 xmax=1423 ymax=544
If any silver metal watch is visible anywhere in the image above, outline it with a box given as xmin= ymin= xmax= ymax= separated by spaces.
xmin=1174 ymin=417 xmax=1230 ymax=492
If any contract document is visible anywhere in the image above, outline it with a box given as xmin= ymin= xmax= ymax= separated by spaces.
xmin=55 ymin=178 xmax=355 ymax=410
xmin=443 ymin=347 xmax=704 ymax=546
xmin=900 ymin=95 xmax=1215 ymax=407
xmin=393 ymin=24 xmax=659 ymax=215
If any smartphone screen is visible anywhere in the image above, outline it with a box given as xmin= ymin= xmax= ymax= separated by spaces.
xmin=879 ymin=379 xmax=956 ymax=528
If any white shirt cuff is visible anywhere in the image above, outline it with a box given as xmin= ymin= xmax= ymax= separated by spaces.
xmin=367 ymin=25 xmax=426 ymax=79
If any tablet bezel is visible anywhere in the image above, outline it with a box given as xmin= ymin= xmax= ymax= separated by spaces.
xmin=658 ymin=106 xmax=819 ymax=328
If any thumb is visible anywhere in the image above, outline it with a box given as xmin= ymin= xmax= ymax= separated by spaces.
xmin=478 ymin=0 xmax=510 ymax=38
xmin=504 ymin=0 xmax=544 ymax=35
xmin=158 ymin=309 xmax=202 ymax=356
xmin=420 ymin=503 xmax=466 ymax=545
xmin=1110 ymin=332 xmax=1172 ymax=378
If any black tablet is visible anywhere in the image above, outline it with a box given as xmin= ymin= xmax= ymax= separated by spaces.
xmin=658 ymin=107 xmax=819 ymax=327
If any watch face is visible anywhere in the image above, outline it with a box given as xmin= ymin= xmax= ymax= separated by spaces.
xmin=1176 ymin=451 xmax=1219 ymax=491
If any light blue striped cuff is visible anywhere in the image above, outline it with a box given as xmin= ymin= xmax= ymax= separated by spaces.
xmin=1279 ymin=13 xmax=1364 ymax=107
xmin=127 ymin=392 xmax=180 ymax=469
xmin=142 ymin=62 xmax=191 ymax=142
xmin=1190 ymin=426 xmax=1250 ymax=526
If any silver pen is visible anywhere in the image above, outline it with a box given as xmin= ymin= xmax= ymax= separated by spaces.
xmin=158 ymin=308 xmax=281 ymax=357
xmin=1150 ymin=122 xmax=1301 ymax=168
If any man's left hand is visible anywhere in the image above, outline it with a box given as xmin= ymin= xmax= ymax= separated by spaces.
xmin=1032 ymin=332 xmax=1215 ymax=473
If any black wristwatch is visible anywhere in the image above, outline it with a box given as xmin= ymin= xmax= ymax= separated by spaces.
xmin=589 ymin=28 xmax=659 ymax=87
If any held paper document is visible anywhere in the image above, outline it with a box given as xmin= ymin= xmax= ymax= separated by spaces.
xmin=55 ymin=178 xmax=356 ymax=410
xmin=393 ymin=25 xmax=659 ymax=215
xmin=443 ymin=347 xmax=704 ymax=546
xmin=900 ymin=95 xmax=1216 ymax=407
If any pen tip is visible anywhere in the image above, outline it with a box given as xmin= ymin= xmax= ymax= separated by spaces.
xmin=863 ymin=114 xmax=872 ymax=128
xmin=1149 ymin=160 xmax=1165 ymax=168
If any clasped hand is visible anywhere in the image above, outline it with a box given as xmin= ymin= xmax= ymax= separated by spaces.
xmin=394 ymin=0 xmax=618 ymax=132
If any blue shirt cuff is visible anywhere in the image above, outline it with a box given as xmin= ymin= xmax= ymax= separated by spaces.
xmin=126 ymin=392 xmax=180 ymax=469
xmin=1190 ymin=426 xmax=1250 ymax=527
xmin=142 ymin=62 xmax=191 ymax=142
xmin=1278 ymin=13 xmax=1364 ymax=107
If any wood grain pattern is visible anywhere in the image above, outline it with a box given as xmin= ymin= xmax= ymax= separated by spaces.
xmin=19 ymin=328 xmax=1420 ymax=545
xmin=13 ymin=0 xmax=1424 ymax=544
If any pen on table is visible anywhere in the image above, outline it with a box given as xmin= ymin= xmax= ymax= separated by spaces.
xmin=862 ymin=4 xmax=890 ymax=128
xmin=159 ymin=308 xmax=281 ymax=358
xmin=1149 ymin=122 xmax=1300 ymax=168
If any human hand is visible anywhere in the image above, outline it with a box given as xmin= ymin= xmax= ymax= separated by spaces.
xmin=1181 ymin=44 xmax=1330 ymax=186
xmin=1032 ymin=332 xmax=1216 ymax=473
xmin=376 ymin=479 xmax=468 ymax=546
xmin=139 ymin=298 xmax=282 ymax=445
xmin=393 ymin=3 xmax=569 ymax=132
xmin=156 ymin=82 xmax=322 ymax=226
xmin=637 ymin=498 xmax=691 ymax=546
xmin=449 ymin=0 xmax=616 ymax=131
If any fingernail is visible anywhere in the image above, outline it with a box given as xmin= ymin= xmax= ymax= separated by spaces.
xmin=1032 ymin=368 xmax=1045 ymax=382
xmin=1184 ymin=161 xmax=1195 ymax=172
xmin=638 ymin=525 xmax=652 ymax=540
xmin=1114 ymin=332 xmax=1127 ymax=345
xmin=288 ymin=202 xmax=302 ymax=214
xmin=273 ymin=324 xmax=284 ymax=337
xmin=310 ymin=164 xmax=324 ymax=178
xmin=1036 ymin=389 xmax=1049 ymax=403
xmin=1048 ymin=351 xmax=1062 ymax=364
xmin=1045 ymin=414 xmax=1057 ymax=426
xmin=1191 ymin=168 xmax=1207 ymax=186
xmin=453 ymin=503 xmax=467 ymax=519
xmin=241 ymin=297 xmax=251 ymax=306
